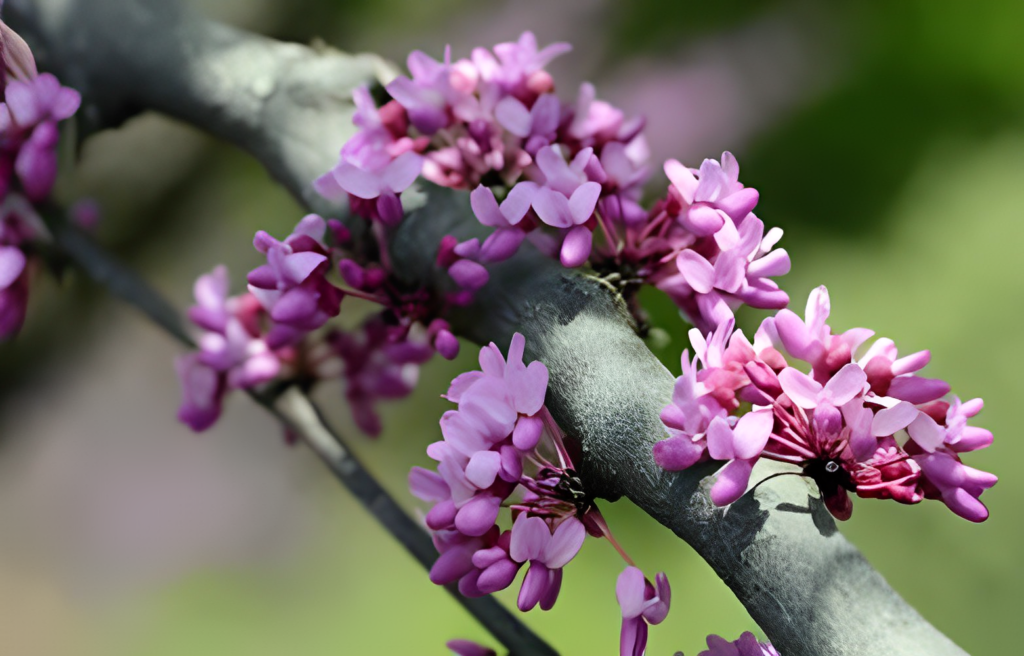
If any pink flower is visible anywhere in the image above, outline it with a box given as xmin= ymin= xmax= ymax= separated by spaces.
xmin=706 ymin=410 xmax=775 ymax=505
xmin=653 ymin=351 xmax=728 ymax=471
xmin=616 ymin=566 xmax=671 ymax=656
xmin=664 ymin=152 xmax=759 ymax=236
xmin=655 ymin=286 xmax=996 ymax=522
xmin=509 ymin=515 xmax=586 ymax=611
xmin=174 ymin=353 xmax=224 ymax=432
xmin=699 ymin=632 xmax=780 ymax=656
xmin=247 ymin=215 xmax=343 ymax=338
xmin=446 ymin=640 xmax=496 ymax=656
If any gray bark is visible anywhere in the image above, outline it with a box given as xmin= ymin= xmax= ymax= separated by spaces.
xmin=7 ymin=0 xmax=969 ymax=654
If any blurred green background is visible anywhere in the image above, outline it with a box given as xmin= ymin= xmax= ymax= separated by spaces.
xmin=0 ymin=0 xmax=1020 ymax=654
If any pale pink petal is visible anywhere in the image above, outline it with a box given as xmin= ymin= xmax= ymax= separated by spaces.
xmin=465 ymin=450 xmax=502 ymax=489
xmin=543 ymin=517 xmax=585 ymax=568
xmin=471 ymin=185 xmax=508 ymax=227
xmin=822 ymin=363 xmax=867 ymax=406
xmin=871 ymin=401 xmax=919 ymax=437
xmin=778 ymin=367 xmax=823 ymax=409
xmin=382 ymin=152 xmax=424 ymax=192
xmin=615 ymin=566 xmax=647 ymax=619
xmin=908 ymin=413 xmax=945 ymax=452
xmin=663 ymin=159 xmax=697 ymax=203
xmin=512 ymin=415 xmax=544 ymax=451
xmin=732 ymin=409 xmax=774 ymax=460
xmin=500 ymin=181 xmax=537 ymax=225
xmin=706 ymin=416 xmax=736 ymax=461
xmin=568 ymin=181 xmax=601 ymax=224
xmin=495 ymin=96 xmax=532 ymax=137
xmin=333 ymin=163 xmax=382 ymax=199
xmin=532 ymin=187 xmax=574 ymax=228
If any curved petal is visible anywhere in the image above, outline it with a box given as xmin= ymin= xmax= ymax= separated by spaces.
xmin=778 ymin=367 xmax=823 ymax=409
xmin=871 ymin=401 xmax=919 ymax=437
xmin=510 ymin=515 xmax=549 ymax=563
xmin=543 ymin=517 xmax=585 ymax=568
xmin=733 ymin=409 xmax=774 ymax=460
xmin=495 ymin=96 xmax=532 ymax=137
xmin=532 ymin=187 xmax=573 ymax=228
xmin=560 ymin=225 xmax=593 ymax=267
xmin=705 ymin=416 xmax=736 ymax=461
xmin=823 ymin=363 xmax=867 ymax=406
xmin=615 ymin=566 xmax=647 ymax=619
xmin=676 ymin=250 xmax=715 ymax=294
xmin=710 ymin=459 xmax=755 ymax=506
xmin=333 ymin=163 xmax=382 ymax=199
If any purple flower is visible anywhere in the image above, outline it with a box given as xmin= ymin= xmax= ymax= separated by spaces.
xmin=509 ymin=515 xmax=586 ymax=611
xmin=706 ymin=409 xmax=775 ymax=505
xmin=446 ymin=640 xmax=496 ymax=656
xmin=174 ymin=353 xmax=225 ymax=432
xmin=387 ymin=48 xmax=460 ymax=135
xmin=247 ymin=215 xmax=343 ymax=338
xmin=771 ymin=285 xmax=875 ymax=381
xmin=331 ymin=317 xmax=434 ymax=437
xmin=0 ymin=243 xmax=28 ymax=338
xmin=699 ymin=632 xmax=780 ymax=656
xmin=616 ymin=566 xmax=671 ymax=656
xmin=664 ymin=152 xmax=759 ymax=237
xmin=472 ymin=31 xmax=571 ymax=96
xmin=653 ymin=351 xmax=728 ymax=471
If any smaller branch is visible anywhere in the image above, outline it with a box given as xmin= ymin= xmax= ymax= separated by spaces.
xmin=51 ymin=223 xmax=558 ymax=656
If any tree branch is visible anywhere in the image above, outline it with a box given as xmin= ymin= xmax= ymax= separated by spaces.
xmin=9 ymin=0 xmax=969 ymax=654
xmin=47 ymin=220 xmax=557 ymax=656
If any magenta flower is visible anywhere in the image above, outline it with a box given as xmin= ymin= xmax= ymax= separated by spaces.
xmin=387 ymin=50 xmax=449 ymax=133
xmin=472 ymin=31 xmax=571 ymax=96
xmin=655 ymin=286 xmax=996 ymax=522
xmin=509 ymin=514 xmax=585 ymax=611
xmin=616 ymin=566 xmax=671 ymax=656
xmin=0 ymin=72 xmax=80 ymax=201
xmin=706 ymin=410 xmax=774 ymax=505
xmin=664 ymin=152 xmax=759 ymax=236
xmin=174 ymin=353 xmax=224 ymax=432
xmin=699 ymin=632 xmax=780 ymax=656
xmin=247 ymin=214 xmax=343 ymax=338
xmin=653 ymin=350 xmax=728 ymax=471
xmin=446 ymin=640 xmax=496 ymax=656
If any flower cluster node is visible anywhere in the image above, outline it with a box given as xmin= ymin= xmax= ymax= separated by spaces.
xmin=317 ymin=32 xmax=790 ymax=329
xmin=654 ymin=285 xmax=996 ymax=522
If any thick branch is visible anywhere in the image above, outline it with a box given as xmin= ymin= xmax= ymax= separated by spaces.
xmin=10 ymin=1 xmax=969 ymax=654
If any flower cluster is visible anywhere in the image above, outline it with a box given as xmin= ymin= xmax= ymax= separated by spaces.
xmin=412 ymin=334 xmax=669 ymax=655
xmin=0 ymin=18 xmax=82 ymax=340
xmin=175 ymin=214 xmax=460 ymax=436
xmin=654 ymin=285 xmax=996 ymax=521
xmin=316 ymin=32 xmax=790 ymax=330
xmin=699 ymin=632 xmax=780 ymax=656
